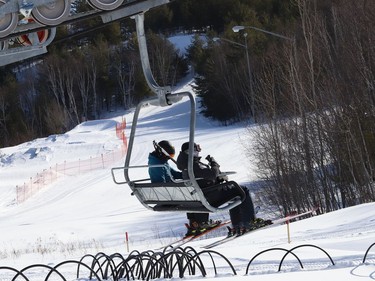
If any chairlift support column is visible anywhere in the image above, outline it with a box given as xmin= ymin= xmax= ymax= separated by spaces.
xmin=128 ymin=13 xmax=214 ymax=211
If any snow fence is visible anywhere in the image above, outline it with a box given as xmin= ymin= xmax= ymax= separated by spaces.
xmin=15 ymin=119 xmax=128 ymax=204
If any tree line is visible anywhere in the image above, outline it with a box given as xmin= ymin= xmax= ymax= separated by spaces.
xmin=188 ymin=0 xmax=375 ymax=214
xmin=1 ymin=0 xmax=285 ymax=146
xmin=177 ymin=0 xmax=374 ymax=214
xmin=0 ymin=32 xmax=188 ymax=147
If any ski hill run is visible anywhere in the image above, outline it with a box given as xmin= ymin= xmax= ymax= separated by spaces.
xmin=0 ymin=36 xmax=375 ymax=281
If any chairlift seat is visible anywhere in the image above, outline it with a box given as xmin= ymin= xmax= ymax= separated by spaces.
xmin=130 ymin=180 xmax=246 ymax=212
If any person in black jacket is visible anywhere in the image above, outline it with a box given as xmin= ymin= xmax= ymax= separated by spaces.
xmin=176 ymin=141 xmax=259 ymax=236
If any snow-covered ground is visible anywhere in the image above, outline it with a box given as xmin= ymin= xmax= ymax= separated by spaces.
xmin=0 ymin=35 xmax=374 ymax=280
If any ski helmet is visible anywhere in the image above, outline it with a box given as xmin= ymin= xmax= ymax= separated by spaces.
xmin=181 ymin=142 xmax=201 ymax=152
xmin=157 ymin=140 xmax=175 ymax=158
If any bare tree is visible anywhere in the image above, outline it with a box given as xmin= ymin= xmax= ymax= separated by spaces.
xmin=41 ymin=54 xmax=70 ymax=131
xmin=76 ymin=54 xmax=91 ymax=121
xmin=112 ymin=46 xmax=136 ymax=110
xmin=0 ymin=89 xmax=9 ymax=146
xmin=247 ymin=0 xmax=375 ymax=214
xmin=64 ymin=59 xmax=80 ymax=125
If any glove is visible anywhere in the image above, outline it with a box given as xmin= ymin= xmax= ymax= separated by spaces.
xmin=217 ymin=175 xmax=228 ymax=182
xmin=205 ymin=155 xmax=220 ymax=168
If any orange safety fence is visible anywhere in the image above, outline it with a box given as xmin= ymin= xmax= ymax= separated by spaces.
xmin=16 ymin=117 xmax=128 ymax=204
xmin=116 ymin=116 xmax=128 ymax=149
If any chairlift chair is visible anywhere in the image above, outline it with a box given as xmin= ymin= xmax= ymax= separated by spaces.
xmin=111 ymin=13 xmax=245 ymax=213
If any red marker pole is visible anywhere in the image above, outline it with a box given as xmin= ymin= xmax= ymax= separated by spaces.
xmin=125 ymin=232 xmax=129 ymax=252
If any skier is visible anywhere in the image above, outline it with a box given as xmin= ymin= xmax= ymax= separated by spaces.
xmin=176 ymin=141 xmax=264 ymax=236
xmin=148 ymin=140 xmax=182 ymax=183
xmin=148 ymin=140 xmax=220 ymax=236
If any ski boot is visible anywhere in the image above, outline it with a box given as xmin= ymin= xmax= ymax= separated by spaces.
xmin=226 ymin=226 xmax=240 ymax=237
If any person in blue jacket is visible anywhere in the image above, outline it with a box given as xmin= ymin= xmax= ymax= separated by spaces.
xmin=148 ymin=140 xmax=182 ymax=183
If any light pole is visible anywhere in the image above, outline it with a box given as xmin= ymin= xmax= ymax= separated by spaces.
xmin=242 ymin=32 xmax=254 ymax=118
xmin=232 ymin=25 xmax=293 ymax=41
xmin=213 ymin=35 xmax=254 ymax=119
xmin=232 ymin=25 xmax=293 ymax=119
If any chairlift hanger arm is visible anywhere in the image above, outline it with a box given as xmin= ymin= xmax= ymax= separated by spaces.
xmin=126 ymin=11 xmax=196 ymax=183
xmin=113 ymin=12 xmax=245 ymax=213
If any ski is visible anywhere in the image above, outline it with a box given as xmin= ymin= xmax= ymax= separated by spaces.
xmin=203 ymin=207 xmax=318 ymax=249
xmin=157 ymin=206 xmax=261 ymax=251
xmin=156 ymin=234 xmax=194 ymax=251
xmin=158 ymin=220 xmax=232 ymax=251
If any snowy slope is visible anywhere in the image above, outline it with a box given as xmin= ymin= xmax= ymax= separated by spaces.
xmin=0 ymin=81 xmax=374 ymax=280
xmin=0 ymin=35 xmax=374 ymax=280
